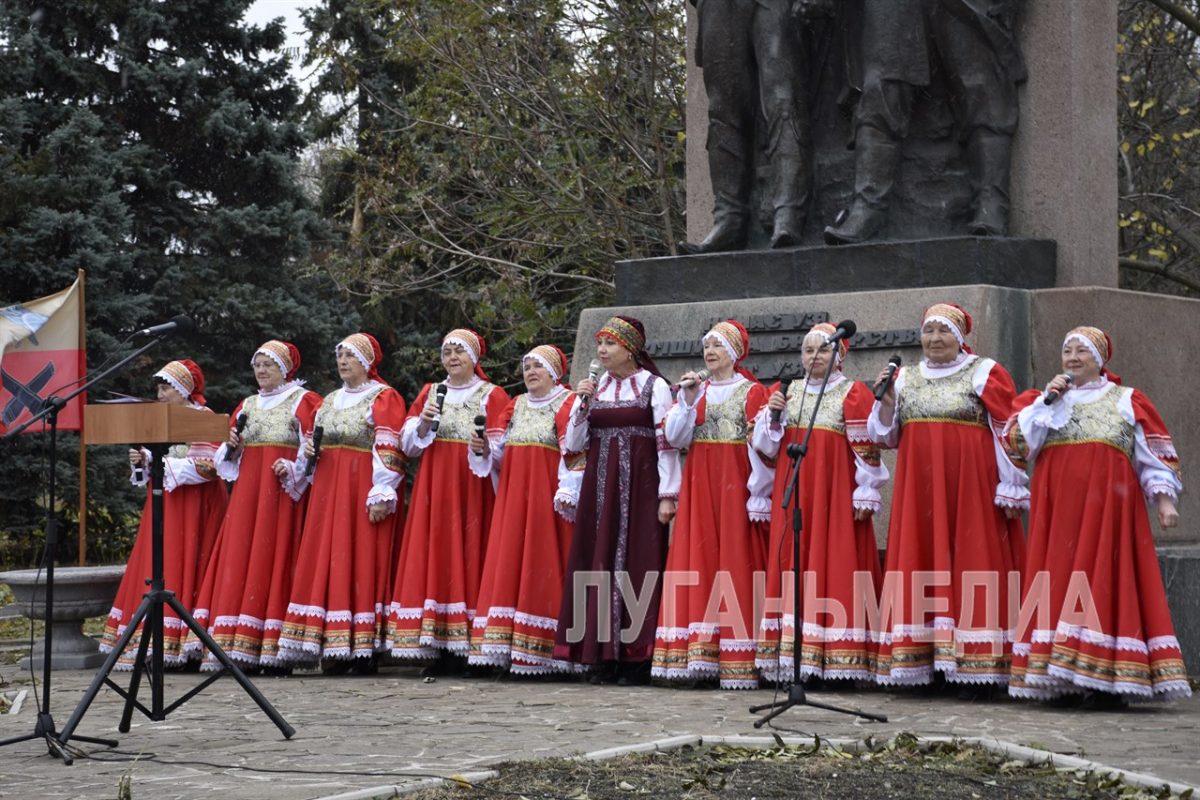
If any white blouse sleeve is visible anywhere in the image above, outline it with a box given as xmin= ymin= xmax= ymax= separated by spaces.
xmin=162 ymin=452 xmax=215 ymax=493
xmin=867 ymin=369 xmax=904 ymax=449
xmin=851 ymin=450 xmax=889 ymax=512
xmin=563 ymin=395 xmax=589 ymax=453
xmin=129 ymin=447 xmax=152 ymax=486
xmin=553 ymin=453 xmax=582 ymax=522
xmin=750 ymin=405 xmax=783 ymax=459
xmin=366 ymin=404 xmax=404 ymax=513
xmin=663 ymin=388 xmax=701 ymax=450
xmin=468 ymin=425 xmax=506 ymax=481
xmin=278 ymin=436 xmax=313 ymax=502
xmin=651 ymin=376 xmax=682 ymax=500
xmin=400 ymin=414 xmax=436 ymax=458
xmin=974 ymin=359 xmax=1029 ymax=510
xmin=1118 ymin=390 xmax=1185 ymax=502
xmin=213 ymin=443 xmax=240 ymax=482
xmin=1012 ymin=392 xmax=1071 ymax=464
xmin=746 ymin=442 xmax=775 ymax=522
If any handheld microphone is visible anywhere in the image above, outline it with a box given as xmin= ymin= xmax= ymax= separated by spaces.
xmin=224 ymin=413 xmax=248 ymax=461
xmin=1043 ymin=373 xmax=1075 ymax=405
xmin=305 ymin=425 xmax=324 ymax=477
xmin=874 ymin=354 xmax=903 ymax=401
xmin=771 ymin=379 xmax=792 ymax=425
xmin=671 ymin=368 xmax=712 ymax=392
xmin=580 ymin=360 xmax=601 ymax=408
xmin=134 ymin=315 xmax=194 ymax=338
xmin=824 ymin=319 xmax=857 ymax=348
xmin=430 ymin=383 xmax=449 ymax=433
xmin=473 ymin=414 xmax=486 ymax=440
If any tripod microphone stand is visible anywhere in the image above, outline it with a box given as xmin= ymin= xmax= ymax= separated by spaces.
xmin=750 ymin=342 xmax=887 ymax=726
xmin=0 ymin=336 xmax=174 ymax=762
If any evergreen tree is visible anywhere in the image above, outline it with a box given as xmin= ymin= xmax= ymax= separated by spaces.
xmin=0 ymin=0 xmax=355 ymax=566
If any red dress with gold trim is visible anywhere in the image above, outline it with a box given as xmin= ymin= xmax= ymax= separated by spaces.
xmin=387 ymin=378 xmax=510 ymax=659
xmin=100 ymin=430 xmax=227 ymax=669
xmin=188 ymin=385 xmax=322 ymax=669
xmin=467 ymin=388 xmax=582 ymax=673
xmin=868 ymin=355 xmax=1027 ymax=686
xmin=651 ymin=377 xmax=770 ymax=689
xmin=1007 ymin=380 xmax=1190 ymax=701
xmin=277 ymin=382 xmax=407 ymax=663
xmin=753 ymin=376 xmax=886 ymax=683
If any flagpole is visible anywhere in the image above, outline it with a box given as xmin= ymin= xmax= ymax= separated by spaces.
xmin=77 ymin=269 xmax=87 ymax=566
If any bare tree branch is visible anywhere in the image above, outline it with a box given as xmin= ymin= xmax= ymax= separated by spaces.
xmin=1144 ymin=0 xmax=1200 ymax=38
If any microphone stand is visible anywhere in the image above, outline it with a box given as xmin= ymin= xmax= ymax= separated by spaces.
xmin=750 ymin=349 xmax=887 ymax=726
xmin=0 ymin=335 xmax=171 ymax=762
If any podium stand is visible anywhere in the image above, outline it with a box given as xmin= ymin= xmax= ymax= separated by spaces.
xmin=57 ymin=403 xmax=294 ymax=748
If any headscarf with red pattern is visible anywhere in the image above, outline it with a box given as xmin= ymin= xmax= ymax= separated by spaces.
xmin=595 ymin=315 xmax=662 ymax=378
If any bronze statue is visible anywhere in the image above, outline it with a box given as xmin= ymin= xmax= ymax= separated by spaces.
xmin=825 ymin=0 xmax=1026 ymax=244
xmin=680 ymin=0 xmax=834 ymax=254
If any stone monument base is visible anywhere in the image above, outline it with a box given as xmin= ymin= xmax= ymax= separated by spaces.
xmin=615 ymin=237 xmax=1057 ymax=305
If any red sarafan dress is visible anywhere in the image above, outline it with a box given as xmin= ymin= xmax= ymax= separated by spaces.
xmin=553 ymin=370 xmax=682 ymax=668
xmin=752 ymin=374 xmax=887 ymax=683
xmin=868 ymin=353 xmax=1027 ymax=686
xmin=100 ymin=413 xmax=228 ymax=669
xmin=187 ymin=383 xmax=322 ymax=670
xmin=467 ymin=386 xmax=583 ymax=674
xmin=387 ymin=377 xmax=509 ymax=659
xmin=277 ymin=381 xmax=407 ymax=663
xmin=651 ymin=375 xmax=770 ymax=689
xmin=1006 ymin=378 xmax=1190 ymax=701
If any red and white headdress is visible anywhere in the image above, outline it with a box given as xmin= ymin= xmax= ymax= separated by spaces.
xmin=806 ymin=321 xmax=850 ymax=366
xmin=336 ymin=332 xmax=384 ymax=383
xmin=524 ymin=344 xmax=570 ymax=384
xmin=922 ymin=302 xmax=973 ymax=352
xmin=252 ymin=340 xmax=301 ymax=380
xmin=155 ymin=359 xmax=206 ymax=406
xmin=443 ymin=328 xmax=490 ymax=381
xmin=706 ymin=319 xmax=756 ymax=381
xmin=1064 ymin=325 xmax=1120 ymax=383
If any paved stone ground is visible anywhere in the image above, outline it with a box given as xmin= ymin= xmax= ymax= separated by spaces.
xmin=0 ymin=663 xmax=1196 ymax=800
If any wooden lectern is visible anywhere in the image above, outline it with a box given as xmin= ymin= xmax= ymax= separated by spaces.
xmin=83 ymin=402 xmax=231 ymax=446
xmin=58 ymin=403 xmax=294 ymax=745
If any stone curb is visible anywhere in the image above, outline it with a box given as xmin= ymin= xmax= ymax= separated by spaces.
xmin=315 ymin=731 xmax=1199 ymax=800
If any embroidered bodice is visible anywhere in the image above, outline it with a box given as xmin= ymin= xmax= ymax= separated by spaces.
xmin=693 ymin=381 xmax=753 ymax=444
xmin=784 ymin=376 xmax=853 ymax=435
xmin=317 ymin=384 xmax=387 ymax=450
xmin=897 ymin=355 xmax=986 ymax=428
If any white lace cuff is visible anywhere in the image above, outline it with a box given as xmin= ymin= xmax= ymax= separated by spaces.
xmin=995 ymin=482 xmax=1030 ymax=510
xmin=851 ymin=485 xmax=882 ymax=512
xmin=746 ymin=495 xmax=771 ymax=523
xmin=366 ymin=485 xmax=397 ymax=514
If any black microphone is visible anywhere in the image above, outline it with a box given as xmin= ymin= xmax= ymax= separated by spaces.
xmin=305 ymin=425 xmax=324 ymax=477
xmin=224 ymin=413 xmax=248 ymax=462
xmin=134 ymin=315 xmax=194 ymax=338
xmin=430 ymin=383 xmax=449 ymax=434
xmin=824 ymin=319 xmax=857 ymax=348
xmin=671 ymin=368 xmax=712 ymax=392
xmin=474 ymin=414 xmax=486 ymax=440
xmin=580 ymin=360 xmax=601 ymax=408
xmin=1043 ymin=373 xmax=1075 ymax=405
xmin=874 ymin=354 xmax=903 ymax=401
xmin=771 ymin=379 xmax=792 ymax=425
